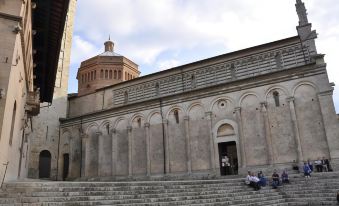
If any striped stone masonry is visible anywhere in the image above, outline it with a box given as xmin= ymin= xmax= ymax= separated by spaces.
xmin=113 ymin=42 xmax=311 ymax=106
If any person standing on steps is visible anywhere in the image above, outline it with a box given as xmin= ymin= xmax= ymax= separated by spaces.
xmin=315 ymin=158 xmax=322 ymax=172
xmin=303 ymin=162 xmax=312 ymax=178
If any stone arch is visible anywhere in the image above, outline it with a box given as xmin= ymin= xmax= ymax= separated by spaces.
xmin=292 ymin=81 xmax=318 ymax=96
xmin=148 ymin=111 xmax=164 ymax=174
xmin=187 ymin=102 xmax=206 ymax=115
xmin=212 ymin=119 xmax=240 ymax=175
xmin=84 ymin=123 xmax=99 ymax=177
xmin=238 ymin=92 xmax=261 ymax=107
xmin=165 ymin=105 xmax=186 ymax=120
xmin=209 ymin=96 xmax=235 ymax=112
xmin=239 ymin=93 xmax=267 ymax=166
xmin=265 ymin=86 xmax=296 ymax=163
xmin=39 ymin=150 xmax=52 ymax=178
xmin=97 ymin=120 xmax=113 ymax=176
xmin=85 ymin=122 xmax=99 ymax=134
xmin=130 ymin=113 xmax=146 ymax=128
xmin=293 ymin=82 xmax=328 ymax=160
xmin=265 ymin=85 xmax=290 ymax=100
xmin=147 ymin=110 xmax=162 ymax=124
xmin=114 ymin=117 xmax=129 ymax=176
xmin=99 ymin=120 xmax=112 ymax=135
xmin=188 ymin=103 xmax=210 ymax=172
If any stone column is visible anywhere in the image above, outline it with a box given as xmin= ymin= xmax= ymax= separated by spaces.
xmin=184 ymin=116 xmax=192 ymax=174
xmin=260 ymin=102 xmax=274 ymax=165
xmin=318 ymin=89 xmax=339 ymax=159
xmin=205 ymin=112 xmax=216 ymax=172
xmin=144 ymin=123 xmax=151 ymax=176
xmin=234 ymin=107 xmax=246 ymax=168
xmin=127 ymin=126 xmax=133 ymax=176
xmin=96 ymin=131 xmax=103 ymax=176
xmin=287 ymin=97 xmax=304 ymax=164
xmin=111 ymin=128 xmax=116 ymax=176
xmin=80 ymin=133 xmax=87 ymax=177
xmin=163 ymin=119 xmax=170 ymax=174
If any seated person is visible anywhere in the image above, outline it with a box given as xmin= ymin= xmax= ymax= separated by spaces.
xmin=245 ymin=171 xmax=251 ymax=185
xmin=248 ymin=172 xmax=261 ymax=191
xmin=281 ymin=169 xmax=289 ymax=184
xmin=272 ymin=170 xmax=280 ymax=189
xmin=257 ymin=171 xmax=267 ymax=187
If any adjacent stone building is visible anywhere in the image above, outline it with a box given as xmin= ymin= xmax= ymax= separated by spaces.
xmin=0 ymin=0 xmax=71 ymax=183
xmin=32 ymin=0 xmax=339 ymax=180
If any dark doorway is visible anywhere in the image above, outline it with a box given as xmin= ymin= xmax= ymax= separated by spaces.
xmin=39 ymin=150 xmax=51 ymax=178
xmin=63 ymin=153 xmax=69 ymax=180
xmin=218 ymin=141 xmax=238 ymax=176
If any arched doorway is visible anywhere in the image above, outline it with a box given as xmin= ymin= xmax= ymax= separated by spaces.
xmin=39 ymin=150 xmax=51 ymax=178
xmin=63 ymin=153 xmax=69 ymax=180
xmin=215 ymin=122 xmax=239 ymax=176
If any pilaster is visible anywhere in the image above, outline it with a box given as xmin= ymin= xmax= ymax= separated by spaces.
xmin=260 ymin=102 xmax=274 ymax=165
xmin=183 ymin=116 xmax=191 ymax=174
xmin=144 ymin=123 xmax=151 ymax=176
xmin=234 ymin=107 xmax=246 ymax=168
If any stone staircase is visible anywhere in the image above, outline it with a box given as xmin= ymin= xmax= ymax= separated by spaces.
xmin=0 ymin=172 xmax=338 ymax=206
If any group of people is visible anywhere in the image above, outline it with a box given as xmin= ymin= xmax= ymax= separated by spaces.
xmin=245 ymin=169 xmax=290 ymax=190
xmin=301 ymin=157 xmax=331 ymax=178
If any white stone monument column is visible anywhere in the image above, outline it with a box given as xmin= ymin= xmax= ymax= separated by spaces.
xmin=205 ymin=112 xmax=216 ymax=172
xmin=287 ymin=97 xmax=304 ymax=164
xmin=234 ymin=107 xmax=246 ymax=168
xmin=144 ymin=123 xmax=151 ymax=176
xmin=163 ymin=119 xmax=170 ymax=174
xmin=127 ymin=126 xmax=133 ymax=176
xmin=260 ymin=102 xmax=274 ymax=165
xmin=184 ymin=115 xmax=192 ymax=174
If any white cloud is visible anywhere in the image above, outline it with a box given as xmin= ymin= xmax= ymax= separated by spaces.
xmin=155 ymin=59 xmax=181 ymax=71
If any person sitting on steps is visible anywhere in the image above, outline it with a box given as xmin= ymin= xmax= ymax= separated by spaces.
xmin=281 ymin=169 xmax=290 ymax=184
xmin=257 ymin=171 xmax=267 ymax=187
xmin=249 ymin=172 xmax=261 ymax=191
xmin=272 ymin=170 xmax=280 ymax=189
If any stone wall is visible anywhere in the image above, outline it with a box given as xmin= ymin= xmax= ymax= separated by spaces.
xmin=61 ymin=57 xmax=339 ymax=177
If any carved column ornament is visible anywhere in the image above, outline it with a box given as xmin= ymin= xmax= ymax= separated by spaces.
xmin=127 ymin=126 xmax=133 ymax=176
xmin=183 ymin=115 xmax=191 ymax=174
xmin=286 ymin=96 xmax=304 ymax=164
xmin=234 ymin=107 xmax=246 ymax=168
xmin=260 ymin=102 xmax=274 ymax=165
xmin=205 ymin=111 xmax=216 ymax=172
xmin=162 ymin=119 xmax=170 ymax=174
xmin=144 ymin=122 xmax=151 ymax=176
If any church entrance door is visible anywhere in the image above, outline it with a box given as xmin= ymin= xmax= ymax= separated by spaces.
xmin=39 ymin=150 xmax=51 ymax=178
xmin=63 ymin=153 xmax=69 ymax=180
xmin=218 ymin=141 xmax=238 ymax=175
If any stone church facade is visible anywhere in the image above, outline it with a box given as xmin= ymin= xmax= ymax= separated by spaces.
xmin=31 ymin=0 xmax=339 ymax=180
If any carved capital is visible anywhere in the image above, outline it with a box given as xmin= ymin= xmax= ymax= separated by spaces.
xmin=110 ymin=128 xmax=116 ymax=134
xmin=95 ymin=131 xmax=102 ymax=136
xmin=234 ymin=107 xmax=241 ymax=112
xmin=183 ymin=115 xmax=189 ymax=121
xmin=163 ymin=119 xmax=168 ymax=124
xmin=144 ymin=123 xmax=150 ymax=128
xmin=286 ymin=96 xmax=295 ymax=102
xmin=127 ymin=126 xmax=132 ymax=132
xmin=318 ymin=89 xmax=334 ymax=97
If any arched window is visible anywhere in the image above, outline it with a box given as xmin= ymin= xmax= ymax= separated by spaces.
xmin=105 ymin=70 xmax=108 ymax=79
xmin=173 ymin=110 xmax=179 ymax=124
xmin=124 ymin=91 xmax=128 ymax=104
xmin=109 ymin=70 xmax=112 ymax=79
xmin=273 ymin=91 xmax=280 ymax=107
xmin=118 ymin=71 xmax=121 ymax=79
xmin=137 ymin=118 xmax=141 ymax=128
xmin=100 ymin=69 xmax=103 ymax=78
xmin=9 ymin=101 xmax=17 ymax=145
xmin=114 ymin=70 xmax=117 ymax=79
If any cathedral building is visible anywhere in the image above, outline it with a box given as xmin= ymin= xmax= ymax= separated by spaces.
xmin=31 ymin=0 xmax=339 ymax=180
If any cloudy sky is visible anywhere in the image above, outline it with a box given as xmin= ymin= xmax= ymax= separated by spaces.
xmin=68 ymin=0 xmax=339 ymax=112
